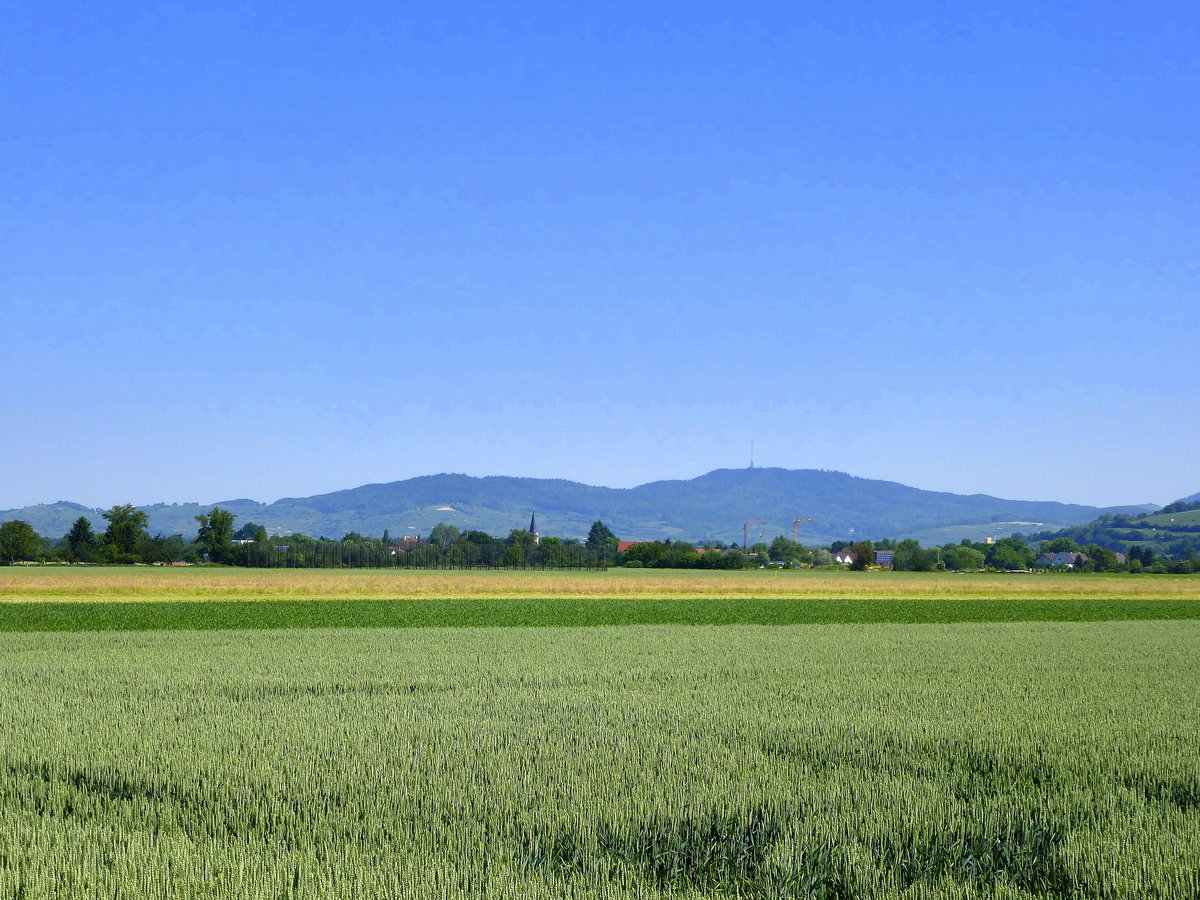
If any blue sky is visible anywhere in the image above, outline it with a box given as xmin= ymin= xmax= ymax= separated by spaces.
xmin=3 ymin=0 xmax=1197 ymax=510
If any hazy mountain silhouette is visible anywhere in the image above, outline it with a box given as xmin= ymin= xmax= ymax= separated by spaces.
xmin=2 ymin=468 xmax=1158 ymax=546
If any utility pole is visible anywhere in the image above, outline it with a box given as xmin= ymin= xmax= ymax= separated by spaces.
xmin=792 ymin=517 xmax=814 ymax=543
xmin=743 ymin=520 xmax=762 ymax=552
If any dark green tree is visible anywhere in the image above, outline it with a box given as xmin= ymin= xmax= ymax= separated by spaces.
xmin=943 ymin=545 xmax=985 ymax=571
xmin=102 ymin=504 xmax=150 ymax=560
xmin=507 ymin=529 xmax=536 ymax=555
xmin=720 ymin=548 xmax=749 ymax=569
xmin=988 ymin=537 xmax=1034 ymax=570
xmin=233 ymin=521 xmax=262 ymax=541
xmin=849 ymin=540 xmax=874 ymax=570
xmin=662 ymin=540 xmax=700 ymax=568
xmin=536 ymin=536 xmax=571 ymax=567
xmin=0 ymin=520 xmax=41 ymax=563
xmin=1042 ymin=537 xmax=1081 ymax=553
xmin=64 ymin=516 xmax=98 ymax=562
xmin=195 ymin=507 xmax=237 ymax=564
xmin=585 ymin=521 xmax=615 ymax=548
xmin=504 ymin=543 xmax=526 ymax=567
xmin=1086 ymin=544 xmax=1118 ymax=572
xmin=622 ymin=541 xmax=666 ymax=567
xmin=990 ymin=545 xmax=1028 ymax=570
xmin=893 ymin=538 xmax=939 ymax=571
xmin=585 ymin=521 xmax=619 ymax=560
xmin=142 ymin=533 xmax=191 ymax=564
xmin=891 ymin=538 xmax=920 ymax=570
xmin=768 ymin=536 xmax=807 ymax=565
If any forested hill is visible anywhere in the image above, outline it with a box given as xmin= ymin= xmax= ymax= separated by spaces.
xmin=1 ymin=468 xmax=1157 ymax=545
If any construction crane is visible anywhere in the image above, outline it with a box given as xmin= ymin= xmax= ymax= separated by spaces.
xmin=793 ymin=517 xmax=814 ymax=543
xmin=742 ymin=520 xmax=762 ymax=552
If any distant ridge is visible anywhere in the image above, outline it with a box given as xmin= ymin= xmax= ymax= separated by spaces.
xmin=0 ymin=468 xmax=1159 ymax=545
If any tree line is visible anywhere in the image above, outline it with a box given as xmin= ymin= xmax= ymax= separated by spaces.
xmin=0 ymin=508 xmax=612 ymax=569
xmin=612 ymin=533 xmax=1198 ymax=573
xmin=2 ymin=508 xmax=1198 ymax=574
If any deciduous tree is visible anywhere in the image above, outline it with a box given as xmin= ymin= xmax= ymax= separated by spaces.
xmin=195 ymin=507 xmax=237 ymax=564
xmin=506 ymin=529 xmax=535 ymax=553
xmin=0 ymin=520 xmax=41 ymax=563
xmin=102 ymin=504 xmax=150 ymax=559
xmin=233 ymin=521 xmax=263 ymax=541
xmin=943 ymin=545 xmax=984 ymax=571
xmin=810 ymin=548 xmax=834 ymax=567
xmin=988 ymin=537 xmax=1034 ymax=570
xmin=1043 ymin=537 xmax=1081 ymax=553
xmin=768 ymin=536 xmax=806 ymax=565
xmin=429 ymin=523 xmax=461 ymax=547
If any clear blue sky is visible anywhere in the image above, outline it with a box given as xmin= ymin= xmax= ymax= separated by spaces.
xmin=3 ymin=0 xmax=1197 ymax=510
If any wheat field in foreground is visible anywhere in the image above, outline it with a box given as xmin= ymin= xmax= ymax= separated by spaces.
xmin=0 ymin=621 xmax=1196 ymax=898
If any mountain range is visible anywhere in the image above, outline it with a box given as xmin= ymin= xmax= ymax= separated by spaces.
xmin=1 ymin=468 xmax=1162 ymax=546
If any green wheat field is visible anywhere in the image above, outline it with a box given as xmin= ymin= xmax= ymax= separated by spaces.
xmin=0 ymin=569 xmax=1197 ymax=898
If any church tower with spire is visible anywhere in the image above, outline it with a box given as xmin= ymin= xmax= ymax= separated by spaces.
xmin=528 ymin=511 xmax=539 ymax=545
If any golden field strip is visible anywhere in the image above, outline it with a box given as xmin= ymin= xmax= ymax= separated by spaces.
xmin=1 ymin=565 xmax=1198 ymax=604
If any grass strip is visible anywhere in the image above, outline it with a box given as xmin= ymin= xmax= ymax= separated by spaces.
xmin=1 ymin=595 xmax=1198 ymax=632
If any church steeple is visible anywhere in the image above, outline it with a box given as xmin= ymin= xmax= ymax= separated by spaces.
xmin=529 ymin=511 xmax=539 ymax=544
